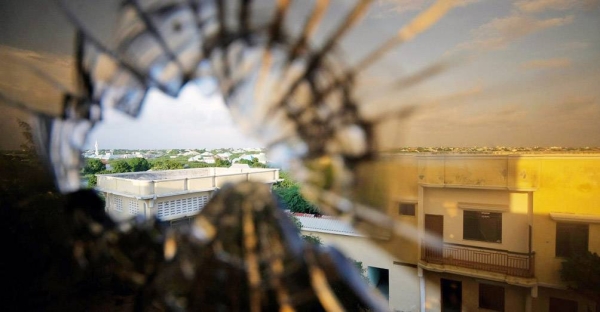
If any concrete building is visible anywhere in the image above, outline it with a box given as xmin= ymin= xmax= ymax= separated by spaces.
xmin=298 ymin=213 xmax=421 ymax=312
xmin=96 ymin=167 xmax=281 ymax=222
xmin=303 ymin=154 xmax=600 ymax=312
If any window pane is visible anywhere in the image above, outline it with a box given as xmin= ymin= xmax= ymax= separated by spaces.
xmin=399 ymin=203 xmax=416 ymax=216
xmin=556 ymin=223 xmax=589 ymax=257
xmin=463 ymin=211 xmax=502 ymax=243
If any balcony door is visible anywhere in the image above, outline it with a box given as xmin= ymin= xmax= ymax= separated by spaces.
xmin=441 ymin=278 xmax=462 ymax=312
xmin=425 ymin=214 xmax=444 ymax=259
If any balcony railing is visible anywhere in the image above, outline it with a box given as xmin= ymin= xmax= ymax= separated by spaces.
xmin=421 ymin=241 xmax=535 ymax=278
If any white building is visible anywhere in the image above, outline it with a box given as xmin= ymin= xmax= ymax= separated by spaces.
xmin=297 ymin=213 xmax=421 ymax=312
xmin=96 ymin=167 xmax=281 ymax=222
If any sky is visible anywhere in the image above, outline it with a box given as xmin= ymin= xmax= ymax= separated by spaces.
xmin=86 ymin=83 xmax=261 ymax=150
xmin=0 ymin=0 xmax=599 ymax=150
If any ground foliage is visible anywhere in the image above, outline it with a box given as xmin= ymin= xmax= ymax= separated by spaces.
xmin=561 ymin=251 xmax=600 ymax=304
xmin=274 ymin=171 xmax=321 ymax=215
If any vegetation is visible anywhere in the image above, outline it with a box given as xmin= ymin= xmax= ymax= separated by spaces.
xmin=82 ymin=159 xmax=105 ymax=175
xmin=82 ymin=158 xmax=151 ymax=187
xmin=149 ymin=159 xmax=184 ymax=170
xmin=274 ymin=171 xmax=320 ymax=214
xmin=275 ymin=185 xmax=320 ymax=214
xmin=301 ymin=233 xmax=323 ymax=245
xmin=561 ymin=251 xmax=600 ymax=305
xmin=236 ymin=157 xmax=267 ymax=168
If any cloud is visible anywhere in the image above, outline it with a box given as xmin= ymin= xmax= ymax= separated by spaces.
xmin=560 ymin=41 xmax=590 ymax=50
xmin=515 ymin=0 xmax=578 ymax=12
xmin=514 ymin=0 xmax=599 ymax=12
xmin=377 ymin=0 xmax=429 ymax=14
xmin=455 ymin=14 xmax=574 ymax=51
xmin=375 ymin=0 xmax=479 ymax=15
xmin=520 ymin=57 xmax=572 ymax=70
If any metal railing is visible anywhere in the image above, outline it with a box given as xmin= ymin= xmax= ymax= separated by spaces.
xmin=421 ymin=241 xmax=535 ymax=278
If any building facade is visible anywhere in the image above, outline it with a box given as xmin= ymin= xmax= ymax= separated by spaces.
xmin=96 ymin=166 xmax=281 ymax=222
xmin=304 ymin=154 xmax=600 ymax=312
xmin=298 ymin=214 xmax=421 ymax=312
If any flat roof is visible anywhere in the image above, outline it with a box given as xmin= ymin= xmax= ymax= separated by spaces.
xmin=293 ymin=213 xmax=363 ymax=237
xmin=97 ymin=167 xmax=277 ymax=181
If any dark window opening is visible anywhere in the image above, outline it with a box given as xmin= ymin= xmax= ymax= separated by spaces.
xmin=367 ymin=267 xmax=389 ymax=300
xmin=479 ymin=283 xmax=505 ymax=311
xmin=399 ymin=203 xmax=416 ymax=216
xmin=463 ymin=210 xmax=502 ymax=243
xmin=556 ymin=223 xmax=588 ymax=257
xmin=549 ymin=297 xmax=578 ymax=312
xmin=441 ymin=278 xmax=462 ymax=312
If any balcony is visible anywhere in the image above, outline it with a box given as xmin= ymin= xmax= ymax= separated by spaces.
xmin=421 ymin=241 xmax=535 ymax=278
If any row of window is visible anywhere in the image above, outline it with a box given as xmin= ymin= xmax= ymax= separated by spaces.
xmin=402 ymin=202 xmax=589 ymax=257
xmin=157 ymin=196 xmax=209 ymax=219
xmin=109 ymin=196 xmax=140 ymax=215
xmin=443 ymin=279 xmax=578 ymax=312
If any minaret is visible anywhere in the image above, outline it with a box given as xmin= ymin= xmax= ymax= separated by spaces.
xmin=95 ymin=140 xmax=99 ymax=156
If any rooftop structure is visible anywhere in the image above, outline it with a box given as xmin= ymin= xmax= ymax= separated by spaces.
xmin=293 ymin=213 xmax=362 ymax=237
xmin=97 ymin=167 xmax=281 ymax=221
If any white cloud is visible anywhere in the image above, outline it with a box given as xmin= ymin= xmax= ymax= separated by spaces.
xmin=514 ymin=0 xmax=598 ymax=12
xmin=454 ymin=14 xmax=574 ymax=51
xmin=375 ymin=0 xmax=479 ymax=15
xmin=515 ymin=0 xmax=578 ymax=12
xmin=520 ymin=57 xmax=572 ymax=70
xmin=377 ymin=0 xmax=430 ymax=14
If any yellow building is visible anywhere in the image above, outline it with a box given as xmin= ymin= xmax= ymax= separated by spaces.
xmin=307 ymin=153 xmax=600 ymax=312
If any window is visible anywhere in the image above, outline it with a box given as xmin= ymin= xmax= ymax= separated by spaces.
xmin=479 ymin=283 xmax=504 ymax=311
xmin=128 ymin=200 xmax=139 ymax=215
xmin=114 ymin=196 xmax=123 ymax=212
xmin=549 ymin=297 xmax=578 ymax=312
xmin=556 ymin=223 xmax=588 ymax=257
xmin=399 ymin=203 xmax=416 ymax=216
xmin=157 ymin=196 xmax=209 ymax=219
xmin=441 ymin=279 xmax=462 ymax=312
xmin=367 ymin=267 xmax=389 ymax=300
xmin=463 ymin=211 xmax=502 ymax=243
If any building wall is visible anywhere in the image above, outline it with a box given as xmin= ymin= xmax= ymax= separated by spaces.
xmin=423 ymin=271 xmax=528 ymax=312
xmin=352 ymin=155 xmax=421 ymax=265
xmin=529 ymin=157 xmax=600 ymax=286
xmin=301 ymin=230 xmax=421 ymax=312
xmin=153 ymin=191 xmax=212 ymax=221
xmin=105 ymin=191 xmax=214 ymax=221
xmin=422 ymin=187 xmax=530 ymax=253
xmin=532 ymin=286 xmax=597 ymax=312
xmin=383 ymin=154 xmax=600 ymax=311
xmin=105 ymin=194 xmax=146 ymax=222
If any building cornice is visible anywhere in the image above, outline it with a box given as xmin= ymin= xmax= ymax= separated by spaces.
xmin=419 ymin=183 xmax=537 ymax=192
xmin=550 ymin=212 xmax=600 ymax=224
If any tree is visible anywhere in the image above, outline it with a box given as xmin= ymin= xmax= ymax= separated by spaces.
xmin=274 ymin=185 xmax=320 ymax=214
xmin=561 ymin=251 xmax=600 ymax=306
xmin=128 ymin=158 xmax=150 ymax=172
xmin=273 ymin=171 xmax=298 ymax=189
xmin=302 ymin=233 xmax=323 ymax=245
xmin=83 ymin=159 xmax=105 ymax=175
xmin=215 ymin=158 xmax=231 ymax=167
xmin=151 ymin=159 xmax=183 ymax=170
xmin=238 ymin=157 xmax=267 ymax=168
xmin=86 ymin=174 xmax=97 ymax=188
xmin=111 ymin=160 xmax=132 ymax=173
